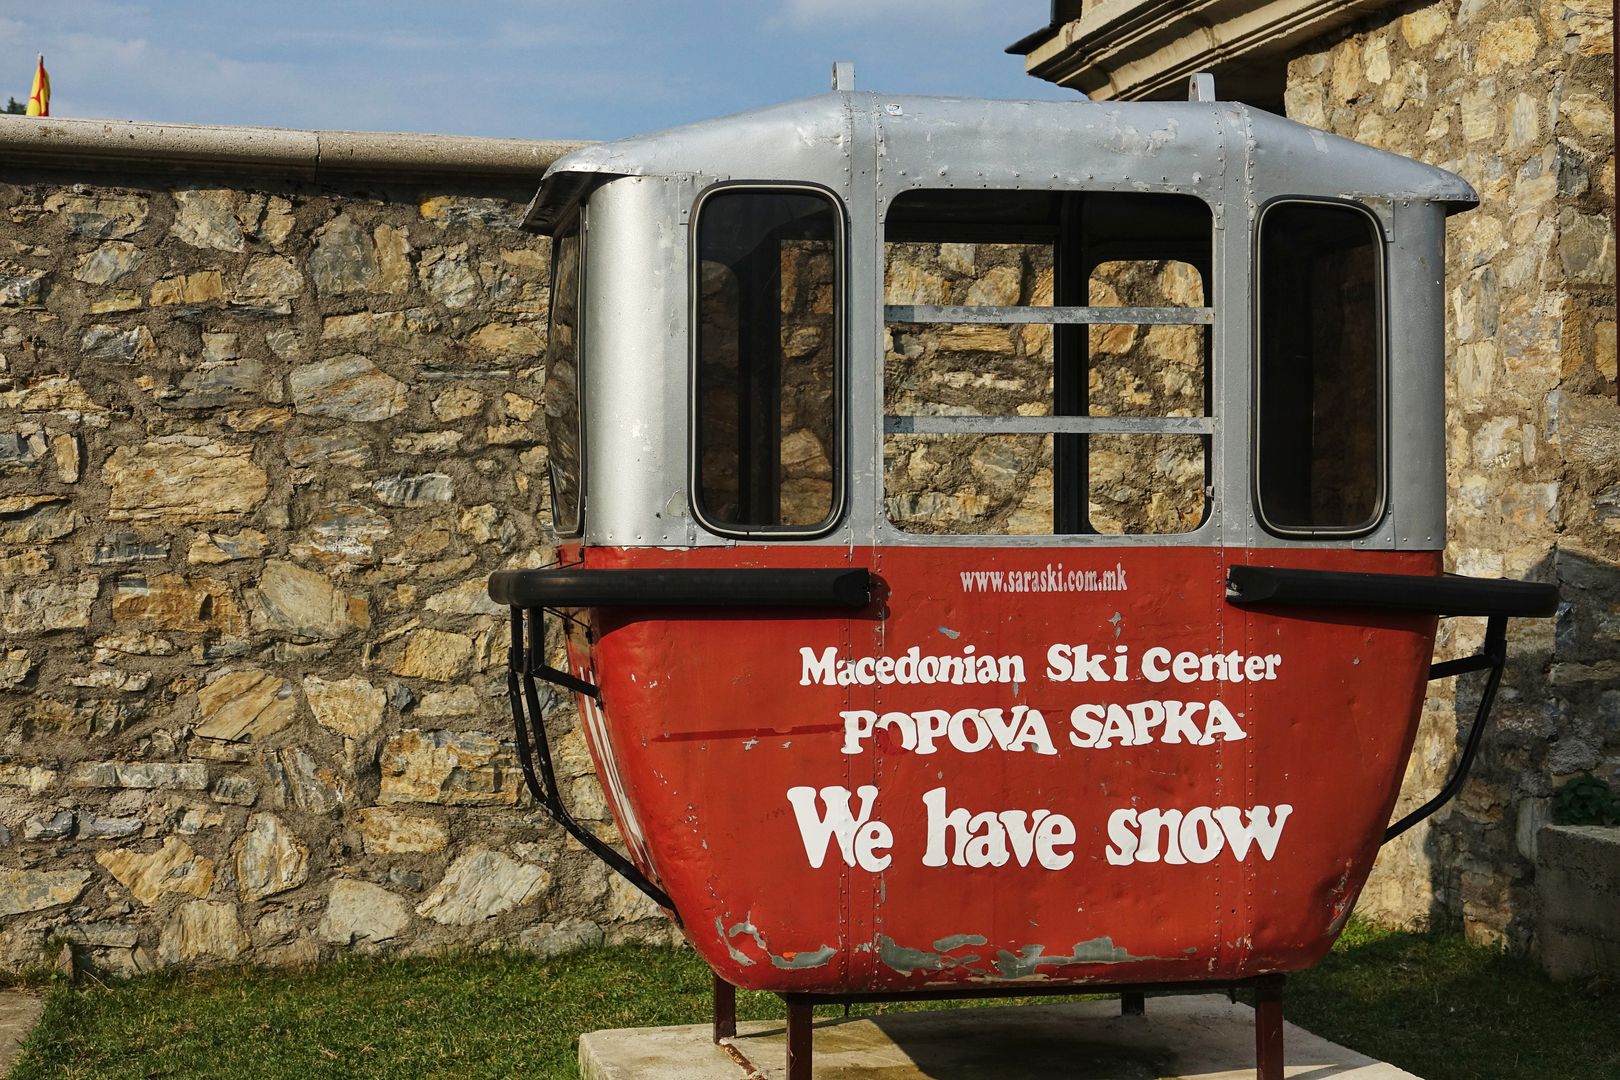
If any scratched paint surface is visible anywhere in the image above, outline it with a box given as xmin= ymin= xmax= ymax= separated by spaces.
xmin=561 ymin=544 xmax=1439 ymax=993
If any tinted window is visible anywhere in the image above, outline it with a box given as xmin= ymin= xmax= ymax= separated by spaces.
xmin=543 ymin=223 xmax=582 ymax=535
xmin=694 ymin=188 xmax=842 ymax=534
xmin=1257 ymin=202 xmax=1384 ymax=534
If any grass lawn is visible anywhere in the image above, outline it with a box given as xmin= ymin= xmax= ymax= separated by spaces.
xmin=7 ymin=921 xmax=1616 ymax=1079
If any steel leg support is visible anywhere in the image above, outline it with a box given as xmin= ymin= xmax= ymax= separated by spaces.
xmin=1255 ymin=976 xmax=1285 ymax=1080
xmin=713 ymin=976 xmax=736 ymax=1043
xmin=786 ymin=1000 xmax=814 ymax=1080
xmin=1121 ymin=991 xmax=1145 ymax=1017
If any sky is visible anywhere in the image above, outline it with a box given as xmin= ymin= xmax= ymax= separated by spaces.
xmin=0 ymin=1 xmax=1074 ymax=142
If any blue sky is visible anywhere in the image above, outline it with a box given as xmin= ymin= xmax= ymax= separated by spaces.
xmin=0 ymin=1 xmax=1073 ymax=141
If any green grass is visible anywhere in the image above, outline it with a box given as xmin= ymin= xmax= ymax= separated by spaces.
xmin=1284 ymin=921 xmax=1619 ymax=1080
xmin=7 ymin=922 xmax=1615 ymax=1079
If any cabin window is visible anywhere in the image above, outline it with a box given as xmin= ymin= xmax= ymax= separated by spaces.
xmin=883 ymin=190 xmax=1213 ymax=536
xmin=693 ymin=185 xmax=844 ymax=536
xmin=542 ymin=219 xmax=584 ymax=536
xmin=1256 ymin=200 xmax=1385 ymax=535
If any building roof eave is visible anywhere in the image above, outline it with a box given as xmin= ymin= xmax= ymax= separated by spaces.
xmin=1014 ymin=0 xmax=1401 ymax=101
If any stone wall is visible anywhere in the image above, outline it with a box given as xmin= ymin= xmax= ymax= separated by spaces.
xmin=0 ymin=165 xmax=670 ymax=975
xmin=1283 ymin=0 xmax=1619 ymax=948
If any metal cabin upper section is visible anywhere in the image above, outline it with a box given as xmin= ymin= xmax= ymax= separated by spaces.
xmin=523 ymin=89 xmax=1478 ymax=552
xmin=525 ymin=91 xmax=1476 ymax=233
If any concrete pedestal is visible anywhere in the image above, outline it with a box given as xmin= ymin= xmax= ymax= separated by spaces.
xmin=579 ymin=993 xmax=1421 ymax=1079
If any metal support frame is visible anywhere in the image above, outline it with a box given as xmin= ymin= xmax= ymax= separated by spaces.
xmin=1383 ymin=613 xmax=1509 ymax=843
xmin=716 ymin=976 xmax=1289 ymax=1080
xmin=494 ymin=569 xmax=872 ymax=924
xmin=1254 ymin=976 xmax=1286 ymax=1080
xmin=1223 ymin=566 xmax=1558 ymax=846
xmin=505 ymin=608 xmax=675 ymax=912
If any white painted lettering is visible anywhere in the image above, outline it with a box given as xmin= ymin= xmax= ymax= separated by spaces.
xmin=786 ymin=785 xmax=892 ymax=871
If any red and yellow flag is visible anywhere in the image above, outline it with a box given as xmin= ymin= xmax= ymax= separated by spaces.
xmin=25 ymin=54 xmax=48 ymax=117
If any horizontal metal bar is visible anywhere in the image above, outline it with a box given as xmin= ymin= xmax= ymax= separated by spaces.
xmin=1429 ymin=654 xmax=1497 ymax=681
xmin=1227 ymin=566 xmax=1561 ymax=618
xmin=781 ymin=974 xmax=1284 ymax=1006
xmin=885 ymin=415 xmax=1215 ymax=436
xmin=886 ymin=304 xmax=1214 ymax=326
xmin=490 ymin=568 xmax=872 ymax=610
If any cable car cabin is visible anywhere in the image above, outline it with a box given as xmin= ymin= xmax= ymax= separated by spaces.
xmin=490 ymin=72 xmax=1557 ymax=1076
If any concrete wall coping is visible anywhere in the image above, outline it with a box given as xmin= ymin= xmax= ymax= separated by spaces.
xmin=0 ymin=113 xmax=589 ymax=184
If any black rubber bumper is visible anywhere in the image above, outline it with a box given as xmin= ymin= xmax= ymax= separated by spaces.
xmin=1226 ymin=565 xmax=1560 ymax=618
xmin=489 ymin=567 xmax=873 ymax=610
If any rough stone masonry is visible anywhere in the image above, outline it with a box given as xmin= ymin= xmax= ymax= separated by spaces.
xmin=0 ymin=144 xmax=676 ymax=974
xmin=1283 ymin=0 xmax=1619 ymax=950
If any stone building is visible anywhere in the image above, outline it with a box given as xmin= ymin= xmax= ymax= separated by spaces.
xmin=1013 ymin=0 xmax=1618 ymax=950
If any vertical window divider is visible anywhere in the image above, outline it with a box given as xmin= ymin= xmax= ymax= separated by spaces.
xmin=1053 ymin=193 xmax=1089 ymax=535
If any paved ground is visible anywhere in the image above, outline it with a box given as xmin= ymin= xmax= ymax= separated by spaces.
xmin=0 ymin=991 xmax=42 ymax=1075
xmin=580 ymin=994 xmax=1422 ymax=1080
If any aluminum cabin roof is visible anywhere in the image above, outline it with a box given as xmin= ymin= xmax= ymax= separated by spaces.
xmin=523 ymin=90 xmax=1477 ymax=233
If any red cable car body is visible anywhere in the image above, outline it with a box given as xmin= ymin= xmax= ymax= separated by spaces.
xmin=490 ymin=78 xmax=1558 ymax=1076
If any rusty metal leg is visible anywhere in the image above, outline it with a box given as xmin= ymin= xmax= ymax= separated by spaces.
xmin=1254 ymin=976 xmax=1285 ymax=1080
xmin=1121 ymin=991 xmax=1145 ymax=1016
xmin=713 ymin=975 xmax=736 ymax=1043
xmin=786 ymin=999 xmax=814 ymax=1080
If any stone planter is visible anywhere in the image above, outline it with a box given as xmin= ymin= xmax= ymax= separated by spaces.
xmin=1535 ymin=825 xmax=1620 ymax=980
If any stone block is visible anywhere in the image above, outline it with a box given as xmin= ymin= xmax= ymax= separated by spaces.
xmin=150 ymin=270 xmax=225 ymax=305
xmin=356 ymin=807 xmax=448 ymax=854
xmin=378 ymin=729 xmax=523 ymax=806
xmin=96 ymin=836 xmax=215 ymax=906
xmin=112 ymin=573 xmax=245 ymax=634
xmin=373 ymin=472 xmax=454 ymax=507
xmin=104 ymin=436 xmax=268 ymax=522
xmin=0 ymin=375 xmax=106 ymax=416
xmin=80 ymin=323 xmax=156 ymax=364
xmin=391 ymin=628 xmax=474 ymax=682
xmin=289 ymin=356 xmax=408 ymax=422
xmin=309 ymin=214 xmax=379 ymax=295
xmin=512 ymin=918 xmax=604 ymax=958
xmin=261 ymin=747 xmax=352 ymax=814
xmin=170 ymin=188 xmax=243 ymax=250
xmin=187 ymin=529 xmax=269 ymax=565
xmin=0 ymin=577 xmax=97 ymax=635
xmin=0 ymin=495 xmax=71 ymax=545
xmin=46 ymin=192 xmax=148 ymax=238
xmin=415 ymin=848 xmax=549 ymax=925
xmin=1536 ymin=825 xmax=1620 ymax=980
xmin=235 ymin=813 xmax=309 ymax=902
xmin=158 ymin=900 xmax=248 ymax=965
xmin=304 ymin=675 xmax=386 ymax=738
xmin=67 ymin=762 xmax=208 ymax=791
xmin=319 ymin=879 xmax=410 ymax=944
xmin=0 ymin=868 xmax=90 ymax=917
xmin=247 ymin=560 xmax=369 ymax=641
xmin=195 ymin=669 xmax=297 ymax=743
